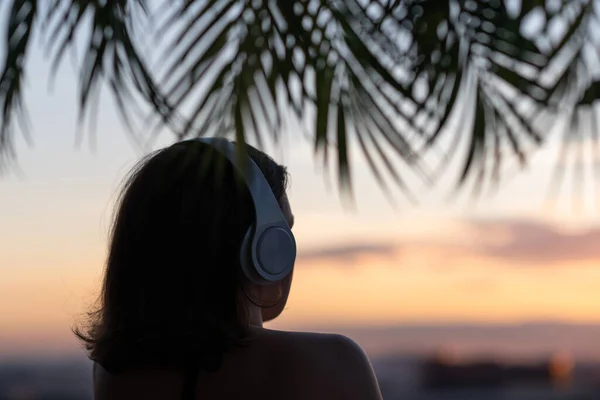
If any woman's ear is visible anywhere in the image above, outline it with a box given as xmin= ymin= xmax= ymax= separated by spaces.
xmin=242 ymin=280 xmax=283 ymax=323
xmin=249 ymin=281 xmax=281 ymax=323
xmin=260 ymin=272 xmax=293 ymax=323
xmin=261 ymin=290 xmax=284 ymax=322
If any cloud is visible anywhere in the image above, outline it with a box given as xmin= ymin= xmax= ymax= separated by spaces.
xmin=295 ymin=219 xmax=600 ymax=268
xmin=297 ymin=242 xmax=399 ymax=265
xmin=468 ymin=219 xmax=600 ymax=265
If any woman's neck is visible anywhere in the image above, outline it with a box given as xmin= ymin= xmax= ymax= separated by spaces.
xmin=246 ymin=304 xmax=264 ymax=328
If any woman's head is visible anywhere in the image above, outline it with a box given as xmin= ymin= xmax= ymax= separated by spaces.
xmin=75 ymin=139 xmax=294 ymax=372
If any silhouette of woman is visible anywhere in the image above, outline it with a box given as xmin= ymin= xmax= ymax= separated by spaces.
xmin=75 ymin=138 xmax=382 ymax=400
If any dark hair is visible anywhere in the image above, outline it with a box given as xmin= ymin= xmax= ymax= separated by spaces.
xmin=74 ymin=139 xmax=289 ymax=373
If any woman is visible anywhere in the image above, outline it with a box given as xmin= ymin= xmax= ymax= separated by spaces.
xmin=76 ymin=139 xmax=382 ymax=400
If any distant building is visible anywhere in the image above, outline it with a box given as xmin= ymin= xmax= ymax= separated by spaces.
xmin=421 ymin=350 xmax=574 ymax=389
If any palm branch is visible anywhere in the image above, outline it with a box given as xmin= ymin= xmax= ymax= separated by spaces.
xmin=1 ymin=0 xmax=599 ymax=198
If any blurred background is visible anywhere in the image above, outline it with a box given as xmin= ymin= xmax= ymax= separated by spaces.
xmin=2 ymin=1 xmax=600 ymax=400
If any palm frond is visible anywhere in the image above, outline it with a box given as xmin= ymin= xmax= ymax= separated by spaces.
xmin=151 ymin=0 xmax=432 ymax=196
xmin=0 ymin=0 xmax=37 ymax=170
xmin=2 ymin=0 xmax=600 ymax=198
xmin=0 ymin=0 xmax=170 ymax=170
xmin=44 ymin=0 xmax=170 ymax=127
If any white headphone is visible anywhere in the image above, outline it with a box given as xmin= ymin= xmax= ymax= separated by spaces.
xmin=195 ymin=138 xmax=296 ymax=285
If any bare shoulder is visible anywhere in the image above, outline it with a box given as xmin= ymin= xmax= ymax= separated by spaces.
xmin=318 ymin=334 xmax=383 ymax=399
xmin=263 ymin=330 xmax=382 ymax=399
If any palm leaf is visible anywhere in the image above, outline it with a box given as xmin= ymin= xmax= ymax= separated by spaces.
xmin=0 ymin=0 xmax=169 ymax=171
xmin=0 ymin=0 xmax=37 ymax=170
xmin=2 ymin=0 xmax=600 ymax=198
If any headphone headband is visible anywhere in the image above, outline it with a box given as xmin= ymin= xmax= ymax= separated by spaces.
xmin=194 ymin=137 xmax=296 ymax=284
xmin=197 ymin=138 xmax=285 ymax=226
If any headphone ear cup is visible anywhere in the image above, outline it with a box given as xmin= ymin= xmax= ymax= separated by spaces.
xmin=239 ymin=226 xmax=261 ymax=284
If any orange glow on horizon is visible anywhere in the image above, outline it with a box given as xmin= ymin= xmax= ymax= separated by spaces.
xmin=2 ymin=213 xmax=600 ymax=356
xmin=3 ymin=247 xmax=600 ymax=338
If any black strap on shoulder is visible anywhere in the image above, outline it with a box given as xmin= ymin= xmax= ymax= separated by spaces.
xmin=181 ymin=364 xmax=200 ymax=400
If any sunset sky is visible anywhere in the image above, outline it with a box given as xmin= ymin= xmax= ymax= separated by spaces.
xmin=2 ymin=5 xmax=600 ymax=359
